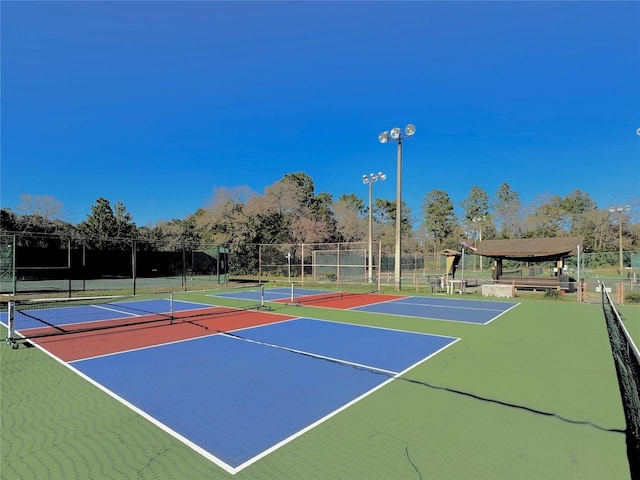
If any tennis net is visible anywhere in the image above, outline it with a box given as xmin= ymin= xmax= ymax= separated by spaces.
xmin=3 ymin=292 xmax=177 ymax=346
xmin=600 ymin=280 xmax=640 ymax=478
xmin=284 ymin=281 xmax=379 ymax=306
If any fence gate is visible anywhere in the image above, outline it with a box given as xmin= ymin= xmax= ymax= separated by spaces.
xmin=0 ymin=234 xmax=15 ymax=295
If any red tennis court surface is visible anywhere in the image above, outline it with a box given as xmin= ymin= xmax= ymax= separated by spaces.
xmin=276 ymin=292 xmax=403 ymax=309
xmin=35 ymin=307 xmax=296 ymax=362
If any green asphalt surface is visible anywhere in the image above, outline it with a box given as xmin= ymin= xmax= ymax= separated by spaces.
xmin=2 ymin=291 xmax=637 ymax=479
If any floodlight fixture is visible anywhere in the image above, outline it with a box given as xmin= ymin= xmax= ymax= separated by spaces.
xmin=363 ymin=172 xmax=385 ymax=184
xmin=609 ymin=205 xmax=631 ymax=213
xmin=362 ymin=171 xmax=386 ymax=283
xmin=377 ymin=123 xmax=416 ymax=291
xmin=609 ymin=205 xmax=632 ymax=272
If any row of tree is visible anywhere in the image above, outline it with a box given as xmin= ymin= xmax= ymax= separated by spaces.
xmin=2 ymin=172 xmax=638 ymax=260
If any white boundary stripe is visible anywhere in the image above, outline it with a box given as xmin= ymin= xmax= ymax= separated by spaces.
xmin=27 ymin=341 xmax=238 ymax=474
xmin=231 ymin=335 xmax=460 ymax=473
xmin=91 ymin=304 xmax=143 ymax=317
xmin=388 ymin=300 xmax=507 ymax=312
xmin=345 ymin=299 xmax=521 ymax=325
xmin=489 ymin=302 xmax=521 ymax=323
xmin=287 ymin=315 xmax=459 ymax=340
xmin=18 ymin=316 xmax=460 ymax=475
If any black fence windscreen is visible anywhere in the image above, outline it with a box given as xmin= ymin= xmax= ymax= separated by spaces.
xmin=1 ymin=234 xmax=229 ymax=295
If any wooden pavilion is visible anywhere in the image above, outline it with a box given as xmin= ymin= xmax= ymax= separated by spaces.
xmin=475 ymin=236 xmax=583 ymax=290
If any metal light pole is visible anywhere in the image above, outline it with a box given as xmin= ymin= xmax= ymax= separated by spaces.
xmin=609 ymin=205 xmax=630 ymax=273
xmin=471 ymin=216 xmax=486 ymax=271
xmin=379 ymin=124 xmax=415 ymax=291
xmin=362 ymin=172 xmax=386 ymax=283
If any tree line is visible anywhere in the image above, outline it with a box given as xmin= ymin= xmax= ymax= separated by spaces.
xmin=2 ymin=172 xmax=638 ymax=264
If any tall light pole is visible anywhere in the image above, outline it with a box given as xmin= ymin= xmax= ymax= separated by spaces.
xmin=379 ymin=124 xmax=415 ymax=291
xmin=609 ymin=205 xmax=630 ymax=273
xmin=471 ymin=216 xmax=486 ymax=271
xmin=362 ymin=172 xmax=386 ymax=283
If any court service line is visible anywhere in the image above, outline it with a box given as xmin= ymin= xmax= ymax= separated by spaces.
xmin=388 ymin=301 xmax=509 ymax=312
xmin=91 ymin=304 xmax=143 ymax=317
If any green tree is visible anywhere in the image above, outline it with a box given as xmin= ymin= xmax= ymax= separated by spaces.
xmin=0 ymin=207 xmax=76 ymax=249
xmin=0 ymin=209 xmax=19 ymax=233
xmin=558 ymin=189 xmax=597 ymax=234
xmin=261 ymin=173 xmax=339 ymax=244
xmin=493 ymin=183 xmax=522 ymax=238
xmin=310 ymin=192 xmax=335 ymax=224
xmin=77 ymin=197 xmax=137 ymax=247
xmin=523 ymin=195 xmax=564 ymax=238
xmin=421 ymin=190 xmax=456 ymax=252
xmin=460 ymin=186 xmax=490 ymax=222
xmin=144 ymin=215 xmax=202 ymax=250
xmin=282 ymin=171 xmax=316 ymax=210
xmin=577 ymin=208 xmax=614 ymax=252
xmin=522 ymin=191 xmax=597 ymax=238
xmin=114 ymin=201 xmax=137 ymax=239
xmin=460 ymin=186 xmax=490 ymax=244
xmin=374 ymin=198 xmax=413 ymax=253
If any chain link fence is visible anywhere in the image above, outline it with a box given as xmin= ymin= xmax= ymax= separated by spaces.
xmin=0 ymin=233 xmax=229 ymax=296
xmin=1 ymin=232 xmax=637 ymax=302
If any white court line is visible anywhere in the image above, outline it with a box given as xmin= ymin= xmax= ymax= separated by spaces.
xmin=91 ymin=304 xmax=142 ymax=317
xmin=232 ymin=336 xmax=460 ymax=474
xmin=41 ymin=316 xmax=459 ymax=475
xmin=386 ymin=300 xmax=508 ymax=312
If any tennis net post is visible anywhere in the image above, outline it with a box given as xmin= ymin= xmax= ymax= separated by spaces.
xmin=6 ymin=301 xmax=17 ymax=349
xmin=5 ymin=293 xmax=177 ymax=344
xmin=285 ymin=280 xmax=376 ymax=306
xmin=256 ymin=283 xmax=273 ymax=311
xmin=170 ymin=291 xmax=175 ymax=324
xmin=284 ymin=282 xmax=302 ymax=307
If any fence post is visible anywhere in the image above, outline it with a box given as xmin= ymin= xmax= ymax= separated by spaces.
xmin=132 ymin=240 xmax=137 ymax=295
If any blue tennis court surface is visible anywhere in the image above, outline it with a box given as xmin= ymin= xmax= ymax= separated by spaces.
xmin=211 ymin=288 xmax=518 ymax=325
xmin=70 ymin=318 xmax=457 ymax=473
xmin=354 ymin=296 xmax=519 ymax=324
xmin=3 ymin=298 xmax=214 ymax=332
xmin=211 ymin=286 xmax=320 ymax=302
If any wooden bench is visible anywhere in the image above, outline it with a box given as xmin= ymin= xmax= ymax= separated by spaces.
xmin=496 ymin=276 xmax=562 ymax=291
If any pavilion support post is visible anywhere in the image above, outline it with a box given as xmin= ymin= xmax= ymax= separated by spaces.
xmin=492 ymin=259 xmax=502 ymax=280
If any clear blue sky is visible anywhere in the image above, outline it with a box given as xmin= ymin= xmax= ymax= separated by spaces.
xmin=2 ymin=1 xmax=639 ymax=227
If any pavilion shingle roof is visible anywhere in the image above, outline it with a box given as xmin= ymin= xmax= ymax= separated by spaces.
xmin=475 ymin=236 xmax=583 ymax=262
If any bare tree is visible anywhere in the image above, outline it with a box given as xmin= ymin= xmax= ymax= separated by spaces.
xmin=333 ymin=194 xmax=366 ymax=243
xmin=17 ymin=194 xmax=64 ymax=221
